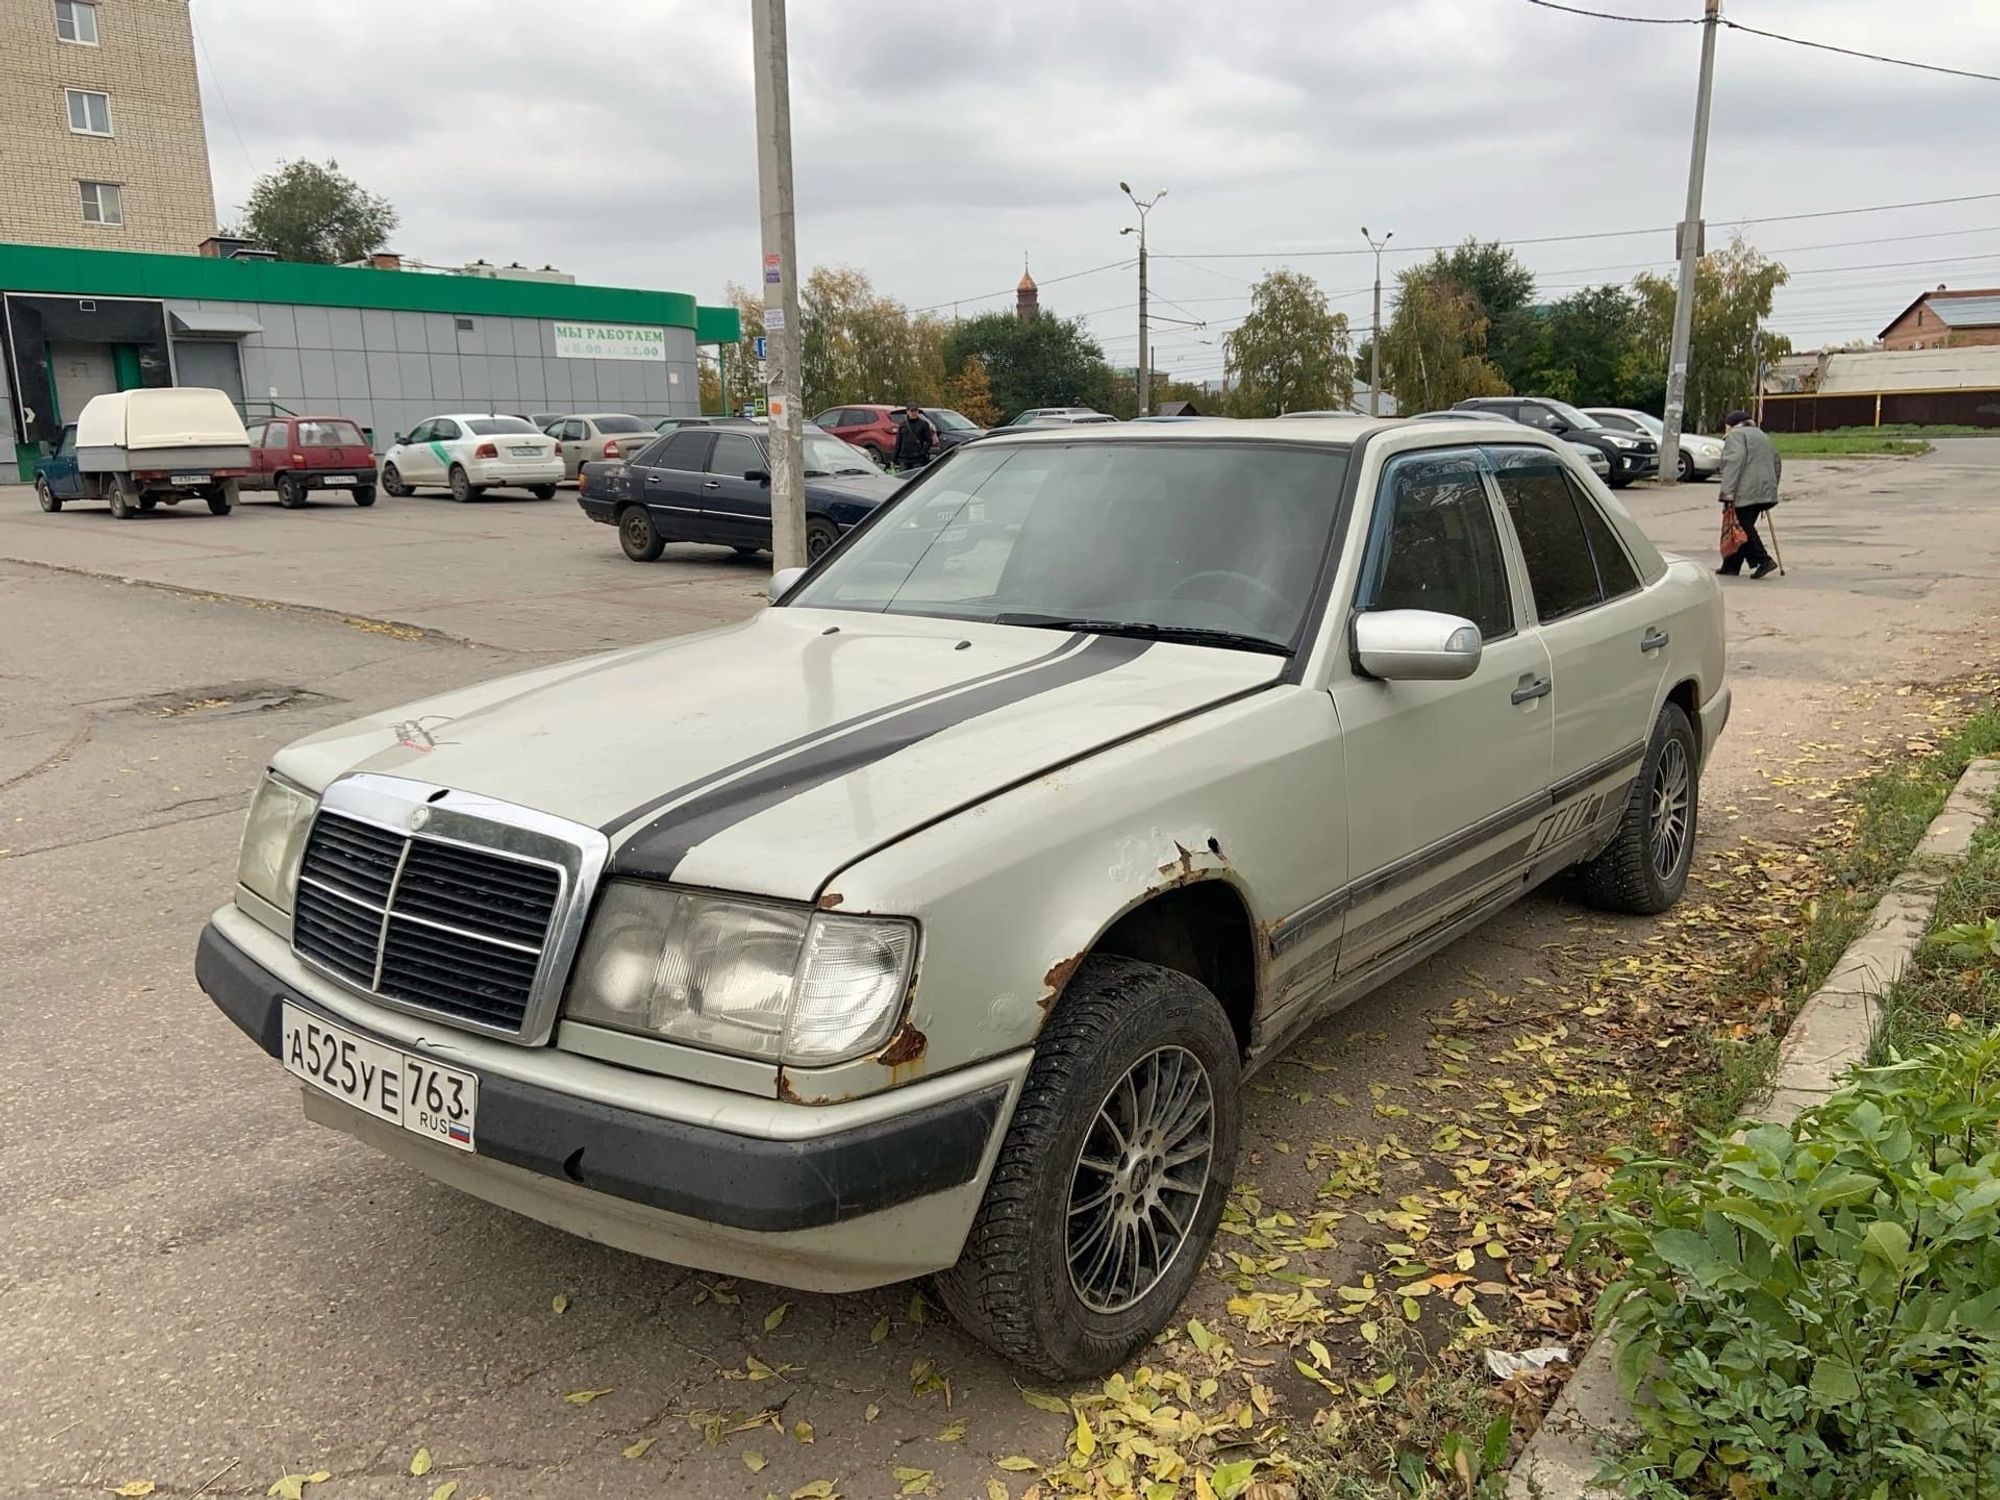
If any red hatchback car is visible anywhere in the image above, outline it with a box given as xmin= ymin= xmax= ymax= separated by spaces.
xmin=814 ymin=404 xmax=986 ymax=464
xmin=242 ymin=415 xmax=379 ymax=507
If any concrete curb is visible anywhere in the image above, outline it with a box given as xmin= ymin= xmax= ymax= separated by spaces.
xmin=1507 ymin=755 xmax=2000 ymax=1500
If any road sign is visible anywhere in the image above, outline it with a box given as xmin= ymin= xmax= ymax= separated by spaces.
xmin=753 ymin=335 xmax=767 ymax=361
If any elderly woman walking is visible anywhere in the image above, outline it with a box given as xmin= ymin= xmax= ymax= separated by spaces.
xmin=1717 ymin=409 xmax=1781 ymax=579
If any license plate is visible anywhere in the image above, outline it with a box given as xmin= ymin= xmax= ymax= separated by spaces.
xmin=280 ymin=1003 xmax=477 ymax=1151
xmin=170 ymin=473 xmax=207 ymax=486
xmin=510 ymin=446 xmax=540 ymax=457
xmin=323 ymin=475 xmax=355 ymax=486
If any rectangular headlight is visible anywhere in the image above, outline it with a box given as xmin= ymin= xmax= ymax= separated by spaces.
xmin=236 ymin=773 xmax=317 ymax=914
xmin=565 ymin=883 xmax=915 ymax=1066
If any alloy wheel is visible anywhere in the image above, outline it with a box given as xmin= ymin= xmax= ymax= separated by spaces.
xmin=1066 ymin=1045 xmax=1214 ymax=1314
xmin=1650 ymin=737 xmax=1692 ymax=880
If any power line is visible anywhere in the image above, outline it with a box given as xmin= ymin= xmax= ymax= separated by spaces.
xmin=1722 ymin=19 xmax=2000 ymax=84
xmin=911 ymin=257 xmax=1133 ymax=314
xmin=189 ymin=3 xmax=255 ymax=176
xmin=1523 ymin=0 xmax=1693 ymax=23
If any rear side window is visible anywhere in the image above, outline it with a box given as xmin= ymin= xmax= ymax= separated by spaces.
xmin=709 ymin=433 xmax=764 ymax=476
xmin=1357 ymin=449 xmax=1513 ymax=641
xmin=262 ymin=423 xmax=288 ymax=449
xmin=657 ymin=431 xmax=713 ymax=470
xmin=1489 ymin=448 xmax=1611 ymax=622
xmin=431 ymin=419 xmax=462 ymax=440
xmin=1573 ymin=484 xmax=1641 ymax=598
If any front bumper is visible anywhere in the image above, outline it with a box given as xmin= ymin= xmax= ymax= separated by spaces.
xmin=465 ymin=457 xmax=565 ymax=487
xmin=1683 ymin=445 xmax=1723 ymax=476
xmin=196 ymin=911 xmax=1020 ymax=1289
xmin=1609 ymin=446 xmax=1660 ymax=479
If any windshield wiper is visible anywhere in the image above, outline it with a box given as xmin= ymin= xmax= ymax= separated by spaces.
xmin=993 ymin=614 xmax=1292 ymax=656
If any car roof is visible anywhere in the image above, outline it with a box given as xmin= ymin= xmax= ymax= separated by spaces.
xmin=428 ymin=412 xmax=540 ymax=423
xmin=975 ymin=415 xmax=1386 ymax=447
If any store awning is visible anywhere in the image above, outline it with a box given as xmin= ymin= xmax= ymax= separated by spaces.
xmin=169 ymin=309 xmax=263 ymax=338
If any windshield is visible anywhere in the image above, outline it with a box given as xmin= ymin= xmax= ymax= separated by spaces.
xmin=1541 ymin=400 xmax=1595 ymax=430
xmin=1623 ymin=412 xmax=1665 ymax=438
xmin=467 ymin=417 xmax=536 ymax=435
xmin=804 ymin=433 xmax=881 ymax=476
xmin=593 ymin=415 xmax=649 ymax=433
xmin=788 ymin=440 xmax=1350 ymax=652
xmin=926 ymin=409 xmax=978 ymax=432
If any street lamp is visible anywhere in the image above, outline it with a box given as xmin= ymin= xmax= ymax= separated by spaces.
xmin=1362 ymin=226 xmax=1393 ymax=417
xmin=1121 ymin=182 xmax=1166 ymax=416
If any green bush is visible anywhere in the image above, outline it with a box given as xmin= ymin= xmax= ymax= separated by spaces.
xmin=1573 ymin=1034 xmax=2000 ymax=1498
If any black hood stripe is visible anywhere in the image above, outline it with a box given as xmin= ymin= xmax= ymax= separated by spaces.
xmin=611 ymin=633 xmax=1152 ymax=882
xmin=598 ymin=633 xmax=1090 ymax=839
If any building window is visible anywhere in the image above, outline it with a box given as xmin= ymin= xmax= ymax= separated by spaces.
xmin=79 ymin=180 xmax=123 ymax=226
xmin=66 ymin=88 xmax=112 ymax=135
xmin=55 ymin=0 xmax=98 ymax=44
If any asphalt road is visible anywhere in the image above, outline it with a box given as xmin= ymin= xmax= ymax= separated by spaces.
xmin=2 ymin=449 xmax=1996 ymax=1499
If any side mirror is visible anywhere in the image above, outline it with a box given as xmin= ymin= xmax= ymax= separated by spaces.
xmin=768 ymin=566 xmax=806 ymax=603
xmin=1546 ymin=419 xmax=1571 ymax=435
xmin=1353 ymin=609 xmax=1483 ymax=682
xmin=745 ymin=469 xmax=770 ymax=484
xmin=392 ymin=433 xmax=407 ymax=446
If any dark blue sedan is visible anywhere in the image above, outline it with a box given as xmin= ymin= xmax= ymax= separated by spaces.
xmin=579 ymin=425 xmax=901 ymax=562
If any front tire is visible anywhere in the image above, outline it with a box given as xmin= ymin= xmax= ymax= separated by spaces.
xmin=933 ymin=956 xmax=1241 ymax=1379
xmin=529 ymin=484 xmax=557 ymax=501
xmin=277 ymin=473 xmax=306 ymax=508
xmin=1677 ymin=450 xmax=1695 ymax=483
xmin=618 ymin=505 xmax=665 ymax=562
xmin=352 ymin=486 xmax=377 ymax=507
xmin=381 ymin=464 xmax=412 ymax=497
xmin=35 ymin=477 xmax=61 ymax=512
xmin=1575 ymin=702 xmax=1699 ymax=914
xmin=449 ymin=465 xmax=476 ymax=503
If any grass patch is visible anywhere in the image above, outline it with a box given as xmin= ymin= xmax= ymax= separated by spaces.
xmin=1678 ymin=707 xmax=2000 ymax=1135
xmin=1772 ymin=432 xmax=1930 ymax=458
xmin=1874 ymin=789 xmax=2000 ymax=1057
xmin=1792 ymin=423 xmax=1989 ymax=438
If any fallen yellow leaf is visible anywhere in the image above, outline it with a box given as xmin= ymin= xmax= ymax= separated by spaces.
xmin=111 ymin=1485 xmax=156 ymax=1498
xmin=551 ymin=1294 xmax=569 ymax=1314
xmin=562 ymin=1388 xmax=613 ymax=1404
xmin=744 ymin=1451 xmax=768 ymax=1473
xmin=622 ymin=1438 xmax=655 ymax=1460
xmin=410 ymin=1449 xmax=433 ymax=1478
xmin=427 ymin=1484 xmax=460 ymax=1500
xmin=766 ymin=1302 xmax=791 ymax=1332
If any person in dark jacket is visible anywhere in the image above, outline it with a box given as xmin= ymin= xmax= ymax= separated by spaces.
xmin=891 ymin=402 xmax=936 ymax=469
xmin=1717 ymin=409 xmax=1781 ymax=579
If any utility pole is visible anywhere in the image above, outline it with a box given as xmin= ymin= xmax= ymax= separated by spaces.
xmin=1362 ymin=226 xmax=1393 ymax=416
xmin=751 ymin=0 xmax=806 ymax=568
xmin=1661 ymin=0 xmax=1722 ymax=483
xmin=1120 ymin=182 xmax=1165 ymax=416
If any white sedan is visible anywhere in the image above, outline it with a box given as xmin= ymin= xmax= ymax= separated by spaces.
xmin=379 ymin=414 xmax=564 ymax=502
xmin=1584 ymin=407 xmax=1724 ymax=482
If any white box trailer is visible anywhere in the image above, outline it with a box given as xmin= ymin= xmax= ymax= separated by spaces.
xmin=71 ymin=388 xmax=252 ymax=518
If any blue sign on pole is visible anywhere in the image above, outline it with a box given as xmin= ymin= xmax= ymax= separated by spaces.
xmin=753 ymin=336 xmax=768 ymax=361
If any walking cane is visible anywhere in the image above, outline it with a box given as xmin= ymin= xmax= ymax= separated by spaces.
xmin=1766 ymin=509 xmax=1787 ymax=576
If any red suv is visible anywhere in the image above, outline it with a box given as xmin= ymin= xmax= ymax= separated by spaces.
xmin=814 ymin=404 xmax=986 ymax=464
xmin=243 ymin=415 xmax=379 ymax=507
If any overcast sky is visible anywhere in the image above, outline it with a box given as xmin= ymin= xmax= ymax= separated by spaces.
xmin=190 ymin=0 xmax=2000 ymax=381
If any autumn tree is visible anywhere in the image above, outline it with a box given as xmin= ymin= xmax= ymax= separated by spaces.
xmin=697 ymin=355 xmax=722 ymax=415
xmin=1631 ymin=239 xmax=1789 ymax=432
xmin=1380 ymin=273 xmax=1509 ymax=413
xmin=946 ymin=355 xmax=1002 ymax=426
xmin=1413 ymin=240 xmax=1540 ymax=387
xmin=798 ymin=266 xmax=950 ymax=412
xmin=236 ymin=159 xmax=397 ymax=265
xmin=1222 ymin=269 xmax=1355 ymax=416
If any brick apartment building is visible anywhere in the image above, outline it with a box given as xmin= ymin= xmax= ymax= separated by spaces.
xmin=1877 ymin=286 xmax=2000 ymax=351
xmin=0 ymin=0 xmax=218 ymax=255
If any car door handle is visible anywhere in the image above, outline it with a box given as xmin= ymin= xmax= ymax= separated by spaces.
xmin=701 ymin=479 xmax=721 ymax=490
xmin=1511 ymin=676 xmax=1552 ymax=705
xmin=1640 ymin=628 xmax=1670 ymax=652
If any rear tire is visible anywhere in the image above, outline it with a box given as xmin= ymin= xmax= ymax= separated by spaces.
xmin=732 ymin=545 xmax=763 ymax=557
xmin=35 ymin=477 xmax=61 ymax=513
xmin=206 ymin=480 xmax=236 ymax=516
xmin=108 ymin=476 xmax=136 ymax=519
xmin=529 ymin=484 xmax=557 ymax=501
xmin=381 ymin=464 xmax=412 ymax=497
xmin=352 ymin=486 xmax=377 ymax=507
xmin=1575 ymin=702 xmax=1699 ymax=915
xmin=449 ymin=465 xmax=476 ymax=503
xmin=805 ymin=516 xmax=839 ymax=561
xmin=277 ymin=473 xmax=306 ymax=508
xmin=932 ymin=956 xmax=1241 ymax=1379
xmin=619 ymin=505 xmax=665 ymax=562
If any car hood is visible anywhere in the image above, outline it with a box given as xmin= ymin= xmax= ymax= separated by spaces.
xmin=271 ymin=609 xmax=1280 ymax=902
xmin=804 ymin=471 xmax=901 ymax=505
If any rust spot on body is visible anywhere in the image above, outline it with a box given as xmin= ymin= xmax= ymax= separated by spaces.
xmin=876 ymin=1023 xmax=927 ymax=1068
xmin=1040 ymin=952 xmax=1085 ymax=1014
xmin=818 ymin=890 xmax=844 ymax=909
xmin=775 ymin=1067 xmax=804 ymax=1104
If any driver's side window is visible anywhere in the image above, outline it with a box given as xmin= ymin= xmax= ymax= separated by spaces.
xmin=406 ymin=421 xmax=433 ymax=444
xmin=1356 ymin=449 xmax=1515 ymax=642
xmin=59 ymin=425 xmax=77 ymax=455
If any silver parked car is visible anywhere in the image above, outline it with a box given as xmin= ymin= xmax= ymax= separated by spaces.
xmin=198 ymin=416 xmax=1727 ymax=1377
xmin=1583 ymin=407 xmax=1724 ymax=483
xmin=542 ymin=412 xmax=657 ymax=480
